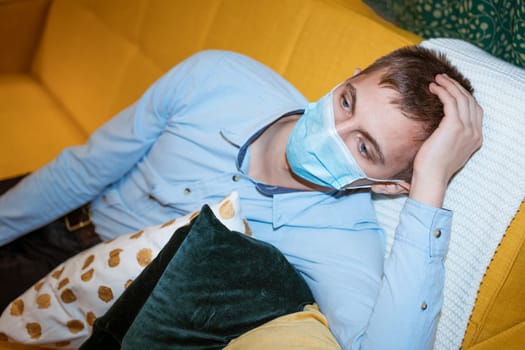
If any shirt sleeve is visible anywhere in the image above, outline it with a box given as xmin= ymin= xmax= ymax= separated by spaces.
xmin=351 ymin=198 xmax=452 ymax=350
xmin=0 ymin=51 xmax=227 ymax=245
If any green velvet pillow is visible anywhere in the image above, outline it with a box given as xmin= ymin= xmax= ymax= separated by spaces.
xmin=121 ymin=205 xmax=314 ymax=350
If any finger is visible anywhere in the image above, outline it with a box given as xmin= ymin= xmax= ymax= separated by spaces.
xmin=450 ymin=78 xmax=481 ymax=130
xmin=473 ymin=103 xmax=484 ymax=147
xmin=436 ymin=74 xmax=469 ymax=99
xmin=469 ymin=98 xmax=481 ymax=128
xmin=437 ymin=74 xmax=479 ymax=121
xmin=432 ymin=75 xmax=472 ymax=126
xmin=435 ymin=75 xmax=477 ymax=121
xmin=475 ymin=103 xmax=484 ymax=129
xmin=429 ymin=81 xmax=461 ymax=123
xmin=438 ymin=75 xmax=484 ymax=150
xmin=446 ymin=77 xmax=480 ymax=129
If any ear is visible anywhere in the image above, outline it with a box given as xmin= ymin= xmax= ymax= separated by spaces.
xmin=371 ymin=181 xmax=411 ymax=195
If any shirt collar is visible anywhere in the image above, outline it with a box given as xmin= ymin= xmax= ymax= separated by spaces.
xmin=238 ymin=109 xmax=304 ymax=196
xmin=219 ymin=107 xmax=304 ymax=147
xmin=219 ymin=109 xmax=304 ymax=196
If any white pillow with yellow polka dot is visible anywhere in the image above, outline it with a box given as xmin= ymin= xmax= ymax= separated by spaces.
xmin=0 ymin=191 xmax=249 ymax=349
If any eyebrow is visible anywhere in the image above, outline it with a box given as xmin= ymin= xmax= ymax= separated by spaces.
xmin=359 ymin=129 xmax=386 ymax=165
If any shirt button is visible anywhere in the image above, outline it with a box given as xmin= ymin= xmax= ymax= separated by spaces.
xmin=434 ymin=229 xmax=442 ymax=238
xmin=421 ymin=302 xmax=428 ymax=311
xmin=183 ymin=188 xmax=191 ymax=195
xmin=232 ymin=175 xmax=240 ymax=182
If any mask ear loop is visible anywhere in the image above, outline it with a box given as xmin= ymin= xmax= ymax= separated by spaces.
xmin=324 ymin=83 xmax=368 ymax=189
xmin=342 ymin=178 xmax=406 ymax=190
xmin=328 ymin=81 xmax=406 ymax=191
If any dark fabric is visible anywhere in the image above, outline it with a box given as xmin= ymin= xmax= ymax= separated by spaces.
xmin=80 ymin=220 xmax=195 ymax=350
xmin=121 ymin=205 xmax=314 ymax=350
xmin=375 ymin=0 xmax=525 ymax=68
xmin=0 ymin=174 xmax=28 ymax=195
xmin=0 ymin=174 xmax=102 ymax=312
xmin=64 ymin=206 xmax=100 ymax=247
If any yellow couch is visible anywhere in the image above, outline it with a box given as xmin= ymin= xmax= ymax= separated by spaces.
xmin=0 ymin=0 xmax=523 ymax=349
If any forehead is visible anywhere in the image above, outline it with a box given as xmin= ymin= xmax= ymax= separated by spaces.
xmin=350 ymin=69 xmax=392 ymax=100
xmin=349 ymin=70 xmax=423 ymax=163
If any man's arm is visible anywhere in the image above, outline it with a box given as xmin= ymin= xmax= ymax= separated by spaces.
xmin=0 ymin=51 xmax=222 ymax=246
xmin=409 ymin=73 xmax=483 ymax=208
xmin=352 ymin=74 xmax=483 ymax=349
xmin=0 ymin=105 xmax=159 ymax=245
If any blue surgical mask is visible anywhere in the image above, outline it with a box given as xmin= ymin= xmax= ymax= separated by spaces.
xmin=286 ymin=89 xmax=398 ymax=190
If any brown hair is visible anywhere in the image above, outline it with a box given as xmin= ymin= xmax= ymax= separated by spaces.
xmin=359 ymin=45 xmax=473 ymax=182
xmin=360 ymin=45 xmax=473 ymax=140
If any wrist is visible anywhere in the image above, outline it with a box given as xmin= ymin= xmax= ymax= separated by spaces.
xmin=409 ymin=172 xmax=448 ymax=208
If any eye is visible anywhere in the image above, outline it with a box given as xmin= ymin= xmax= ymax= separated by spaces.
xmin=341 ymin=96 xmax=351 ymax=110
xmin=358 ymin=141 xmax=370 ymax=159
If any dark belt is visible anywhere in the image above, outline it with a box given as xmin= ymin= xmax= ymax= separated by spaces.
xmin=63 ymin=205 xmax=101 ymax=248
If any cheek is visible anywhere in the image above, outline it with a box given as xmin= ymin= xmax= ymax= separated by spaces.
xmin=361 ymin=164 xmax=390 ymax=179
xmin=333 ymin=104 xmax=347 ymax=126
xmin=389 ymin=144 xmax=419 ymax=172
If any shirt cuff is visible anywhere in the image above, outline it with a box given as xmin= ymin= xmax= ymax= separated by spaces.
xmin=395 ymin=198 xmax=452 ymax=258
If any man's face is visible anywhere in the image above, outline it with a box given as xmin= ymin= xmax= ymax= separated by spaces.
xmin=332 ymin=70 xmax=423 ymax=180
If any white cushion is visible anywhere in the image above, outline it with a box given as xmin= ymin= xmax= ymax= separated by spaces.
xmin=373 ymin=38 xmax=525 ymax=350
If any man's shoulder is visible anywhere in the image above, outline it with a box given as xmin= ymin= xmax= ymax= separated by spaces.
xmin=183 ymin=50 xmax=306 ymax=102
xmin=185 ymin=49 xmax=269 ymax=70
xmin=179 ymin=50 xmax=275 ymax=80
xmin=186 ymin=49 xmax=252 ymax=62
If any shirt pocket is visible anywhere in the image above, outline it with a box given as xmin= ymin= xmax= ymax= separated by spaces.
xmin=94 ymin=186 xmax=156 ymax=233
xmin=147 ymin=173 xmax=242 ymax=215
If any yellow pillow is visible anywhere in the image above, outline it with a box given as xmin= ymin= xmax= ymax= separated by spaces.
xmin=225 ymin=304 xmax=341 ymax=350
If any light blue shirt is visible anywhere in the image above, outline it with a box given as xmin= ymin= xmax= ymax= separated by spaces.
xmin=0 ymin=50 xmax=452 ymax=349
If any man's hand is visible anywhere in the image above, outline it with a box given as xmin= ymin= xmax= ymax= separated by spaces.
xmin=409 ymin=74 xmax=483 ymax=208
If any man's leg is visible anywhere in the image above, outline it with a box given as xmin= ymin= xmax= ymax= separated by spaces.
xmin=0 ymin=175 xmax=102 ymax=312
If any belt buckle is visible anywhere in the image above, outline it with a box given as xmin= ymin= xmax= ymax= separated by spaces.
xmin=65 ymin=206 xmax=92 ymax=232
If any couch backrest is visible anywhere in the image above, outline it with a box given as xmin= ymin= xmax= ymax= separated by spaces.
xmin=30 ymin=0 xmax=418 ymax=134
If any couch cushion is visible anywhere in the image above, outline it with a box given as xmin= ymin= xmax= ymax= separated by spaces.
xmin=0 ymin=0 xmax=50 ymax=73
xmin=4 ymin=0 xmax=418 ymax=177
xmin=0 ymin=74 xmax=86 ymax=178
xmin=31 ymin=0 xmax=419 ymax=136
xmin=462 ymin=199 xmax=525 ymax=347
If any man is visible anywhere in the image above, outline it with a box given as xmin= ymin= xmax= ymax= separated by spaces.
xmin=0 ymin=46 xmax=482 ymax=349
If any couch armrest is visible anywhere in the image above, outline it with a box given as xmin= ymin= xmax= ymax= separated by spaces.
xmin=462 ymin=199 xmax=525 ymax=347
xmin=463 ymin=321 xmax=525 ymax=350
xmin=0 ymin=0 xmax=51 ymax=73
